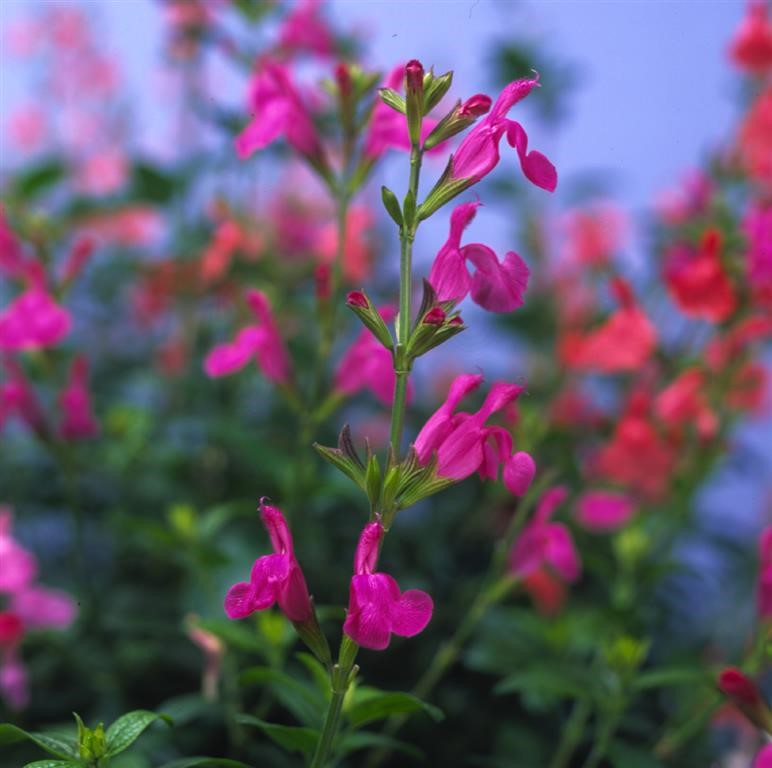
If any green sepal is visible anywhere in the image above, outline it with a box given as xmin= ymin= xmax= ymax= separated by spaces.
xmin=423 ymin=70 xmax=453 ymax=113
xmin=378 ymin=87 xmax=406 ymax=114
xmin=381 ymin=185 xmax=403 ymax=228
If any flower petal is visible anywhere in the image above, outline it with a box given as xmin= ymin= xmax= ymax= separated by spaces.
xmin=391 ymin=588 xmax=433 ymax=638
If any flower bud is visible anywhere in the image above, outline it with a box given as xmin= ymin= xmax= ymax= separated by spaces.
xmin=718 ymin=667 xmax=772 ymax=733
xmin=405 ymin=59 xmax=425 ymax=147
xmin=346 ymin=290 xmax=394 ymax=349
xmin=424 ymin=94 xmax=492 ymax=150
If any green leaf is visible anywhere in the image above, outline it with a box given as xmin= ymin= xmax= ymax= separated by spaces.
xmin=633 ymin=667 xmax=710 ymax=691
xmin=157 ymin=759 xmax=258 ymax=768
xmin=239 ymin=667 xmax=326 ymax=726
xmin=346 ymin=690 xmax=443 ymax=729
xmin=380 ymin=186 xmax=403 ymax=227
xmin=237 ymin=715 xmax=318 ymax=757
xmin=0 ymin=724 xmax=79 ymax=759
xmin=10 ymin=159 xmax=67 ymax=200
xmin=104 ymin=710 xmax=172 ymax=756
xmin=338 ymin=732 xmax=423 ymax=760
xmin=607 ymin=740 xmax=665 ymax=768
xmin=130 ymin=162 xmax=176 ymax=204
xmin=23 ymin=762 xmax=83 ymax=768
xmin=494 ymin=668 xmax=591 ymax=701
xmin=295 ymin=653 xmax=332 ymax=700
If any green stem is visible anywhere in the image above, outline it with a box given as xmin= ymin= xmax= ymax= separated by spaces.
xmin=548 ymin=699 xmax=592 ymax=768
xmin=310 ymin=636 xmax=359 ymax=768
xmin=388 ymin=145 xmax=422 ymax=457
xmin=580 ymin=708 xmax=622 ymax=768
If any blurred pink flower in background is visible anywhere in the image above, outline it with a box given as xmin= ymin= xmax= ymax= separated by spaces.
xmin=0 ymin=507 xmax=77 ymax=709
xmin=561 ymin=203 xmax=626 ymax=268
xmin=205 ymin=289 xmax=291 ymax=384
xmin=335 ymin=307 xmax=401 ymax=406
xmin=278 ymin=0 xmax=334 ymax=58
xmin=574 ymin=490 xmax=636 ymax=532
xmin=7 ymin=106 xmax=47 ymax=153
xmin=59 ymin=356 xmax=99 ymax=440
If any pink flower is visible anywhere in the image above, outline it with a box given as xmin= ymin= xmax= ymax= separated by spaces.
xmin=755 ymin=745 xmax=772 ymax=768
xmin=0 ymin=356 xmax=47 ymax=437
xmin=77 ymin=149 xmax=128 ymax=195
xmin=450 ymin=77 xmax=557 ymax=192
xmin=235 ymin=59 xmax=325 ymax=167
xmin=503 ymin=451 xmax=536 ymax=496
xmin=343 ymin=522 xmax=433 ymax=651
xmin=729 ymin=0 xmax=772 ymax=74
xmin=317 ymin=206 xmax=374 ymax=283
xmin=0 ymin=650 xmax=28 ymax=711
xmin=664 ymin=229 xmax=737 ymax=323
xmin=509 ymin=487 xmax=581 ymax=584
xmin=559 ymin=279 xmax=657 ymax=373
xmin=561 ymin=204 xmax=626 ymax=268
xmin=717 ymin=667 xmax=772 ymax=732
xmin=278 ymin=0 xmax=334 ymax=57
xmin=744 ymin=204 xmax=772 ymax=308
xmin=224 ymin=500 xmax=313 ymax=623
xmin=334 ymin=307 xmax=404 ymax=406
xmin=414 ymin=374 xmax=525 ymax=481
xmin=204 ymin=290 xmax=291 ymax=384
xmin=9 ymin=587 xmax=77 ymax=630
xmin=758 ymin=526 xmax=772 ymax=620
xmin=0 ymin=209 xmax=30 ymax=279
xmin=0 ymin=507 xmax=37 ymax=593
xmin=59 ymin=356 xmax=99 ymax=440
xmin=428 ymin=202 xmax=529 ymax=312
xmin=654 ymin=368 xmax=717 ymax=441
xmin=0 ymin=285 xmax=72 ymax=351
xmin=573 ymin=490 xmax=635 ymax=532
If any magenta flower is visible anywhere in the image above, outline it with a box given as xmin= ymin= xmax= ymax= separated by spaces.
xmin=0 ymin=356 xmax=46 ymax=437
xmin=204 ymin=289 xmax=291 ymax=384
xmin=428 ymin=201 xmax=529 ymax=312
xmin=334 ymin=307 xmax=409 ymax=406
xmin=0 ymin=284 xmax=71 ymax=351
xmin=450 ymin=76 xmax=557 ymax=192
xmin=235 ymin=59 xmax=325 ymax=167
xmin=278 ymin=0 xmax=333 ymax=58
xmin=509 ymin=487 xmax=581 ymax=583
xmin=59 ymin=356 xmax=99 ymax=440
xmin=10 ymin=586 xmax=77 ymax=630
xmin=224 ymin=500 xmax=313 ymax=623
xmin=0 ymin=507 xmax=37 ymax=593
xmin=503 ymin=451 xmax=536 ymax=496
xmin=414 ymin=374 xmax=525 ymax=481
xmin=0 ymin=209 xmax=34 ymax=280
xmin=758 ymin=526 xmax=772 ymax=620
xmin=756 ymin=745 xmax=772 ymax=768
xmin=0 ymin=649 xmax=28 ymax=711
xmin=573 ymin=490 xmax=635 ymax=533
xmin=343 ymin=522 xmax=433 ymax=651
